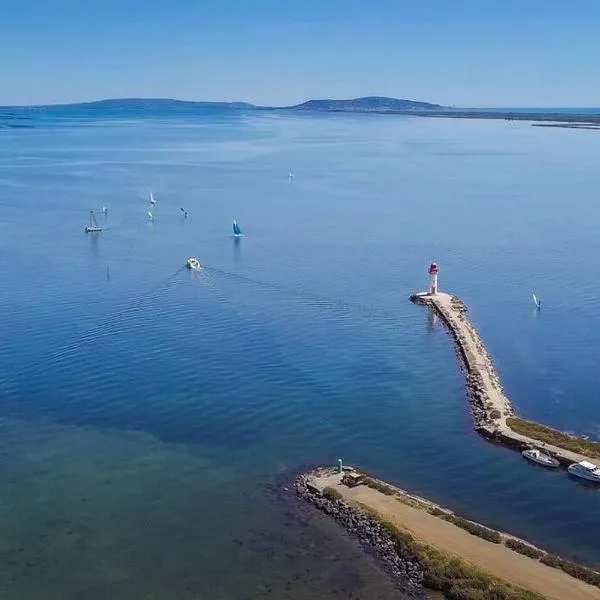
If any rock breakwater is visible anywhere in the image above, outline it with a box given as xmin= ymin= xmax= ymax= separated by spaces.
xmin=410 ymin=292 xmax=513 ymax=429
xmin=410 ymin=291 xmax=600 ymax=470
xmin=295 ymin=470 xmax=426 ymax=598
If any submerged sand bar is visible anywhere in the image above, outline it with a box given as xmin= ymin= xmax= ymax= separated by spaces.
xmin=411 ymin=291 xmax=598 ymax=467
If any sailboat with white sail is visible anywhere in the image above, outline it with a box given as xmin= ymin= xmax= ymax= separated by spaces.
xmin=84 ymin=210 xmax=102 ymax=233
xmin=149 ymin=191 xmax=156 ymax=205
xmin=532 ymin=293 xmax=541 ymax=310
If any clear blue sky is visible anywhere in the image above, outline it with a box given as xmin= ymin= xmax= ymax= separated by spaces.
xmin=1 ymin=0 xmax=599 ymax=107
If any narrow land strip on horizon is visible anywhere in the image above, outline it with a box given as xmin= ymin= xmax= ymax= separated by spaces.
xmin=2 ymin=97 xmax=600 ymax=127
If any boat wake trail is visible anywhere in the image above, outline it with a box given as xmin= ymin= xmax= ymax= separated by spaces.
xmin=21 ymin=262 xmax=398 ymax=384
xmin=203 ymin=266 xmax=399 ymax=324
xmin=37 ymin=267 xmax=187 ymax=371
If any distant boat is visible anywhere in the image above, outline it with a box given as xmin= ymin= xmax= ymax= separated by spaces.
xmin=532 ymin=293 xmax=541 ymax=310
xmin=150 ymin=191 xmax=156 ymax=205
xmin=84 ymin=210 xmax=102 ymax=233
xmin=232 ymin=219 xmax=243 ymax=237
xmin=522 ymin=448 xmax=559 ymax=468
xmin=288 ymin=169 xmax=294 ymax=180
xmin=186 ymin=257 xmax=201 ymax=270
xmin=180 ymin=207 xmax=188 ymax=218
xmin=147 ymin=211 xmax=154 ymax=221
xmin=568 ymin=460 xmax=600 ymax=483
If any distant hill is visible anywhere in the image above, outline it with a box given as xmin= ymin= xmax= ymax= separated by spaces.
xmin=19 ymin=96 xmax=443 ymax=113
xmin=286 ymin=96 xmax=444 ymax=112
xmin=4 ymin=97 xmax=599 ymax=128
xmin=46 ymin=98 xmax=256 ymax=110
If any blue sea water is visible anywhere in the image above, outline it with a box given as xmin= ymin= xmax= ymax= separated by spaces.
xmin=1 ymin=107 xmax=600 ymax=599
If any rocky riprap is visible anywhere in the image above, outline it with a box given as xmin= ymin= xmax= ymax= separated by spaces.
xmin=410 ymin=293 xmax=514 ymax=430
xmin=295 ymin=472 xmax=426 ymax=598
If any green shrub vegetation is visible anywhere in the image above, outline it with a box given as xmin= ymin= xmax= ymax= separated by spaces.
xmin=362 ymin=476 xmax=396 ymax=496
xmin=540 ymin=554 xmax=600 ymax=588
xmin=428 ymin=506 xmax=502 ymax=545
xmin=356 ymin=504 xmax=545 ymax=600
xmin=439 ymin=514 xmax=502 ymax=544
xmin=504 ymin=539 xmax=544 ymax=560
xmin=539 ymin=554 xmax=560 ymax=568
xmin=507 ymin=417 xmax=600 ymax=459
xmin=322 ymin=487 xmax=342 ymax=501
xmin=395 ymin=495 xmax=425 ymax=509
xmin=489 ymin=409 xmax=502 ymax=420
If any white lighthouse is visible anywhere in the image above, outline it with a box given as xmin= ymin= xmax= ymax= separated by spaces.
xmin=428 ymin=261 xmax=439 ymax=295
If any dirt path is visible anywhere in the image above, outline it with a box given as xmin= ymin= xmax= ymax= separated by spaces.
xmin=315 ymin=474 xmax=600 ymax=600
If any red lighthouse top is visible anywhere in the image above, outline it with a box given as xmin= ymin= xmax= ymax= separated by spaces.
xmin=428 ymin=262 xmax=439 ymax=275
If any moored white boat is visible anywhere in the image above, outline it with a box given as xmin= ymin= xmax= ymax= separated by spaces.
xmin=521 ymin=448 xmax=559 ymax=468
xmin=568 ymin=460 xmax=600 ymax=483
xmin=186 ymin=257 xmax=201 ymax=270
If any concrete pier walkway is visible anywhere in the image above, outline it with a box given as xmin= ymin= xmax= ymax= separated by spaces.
xmin=411 ymin=291 xmax=599 ymax=468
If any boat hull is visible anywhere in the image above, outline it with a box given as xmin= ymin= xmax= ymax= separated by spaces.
xmin=568 ymin=468 xmax=600 ymax=483
xmin=85 ymin=227 xmax=102 ymax=233
xmin=522 ymin=451 xmax=559 ymax=468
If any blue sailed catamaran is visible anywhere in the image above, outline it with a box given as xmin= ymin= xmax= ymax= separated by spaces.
xmin=232 ymin=219 xmax=243 ymax=237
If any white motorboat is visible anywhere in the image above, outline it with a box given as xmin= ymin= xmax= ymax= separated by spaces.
xmin=186 ymin=257 xmax=201 ymax=270
xmin=521 ymin=448 xmax=559 ymax=468
xmin=568 ymin=460 xmax=600 ymax=483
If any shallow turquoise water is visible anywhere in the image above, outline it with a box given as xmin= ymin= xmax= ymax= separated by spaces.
xmin=1 ymin=107 xmax=599 ymax=598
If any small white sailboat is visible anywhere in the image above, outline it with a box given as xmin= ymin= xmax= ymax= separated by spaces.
xmin=186 ymin=257 xmax=201 ymax=270
xmin=532 ymin=293 xmax=541 ymax=310
xmin=232 ymin=219 xmax=243 ymax=238
xmin=149 ymin=191 xmax=156 ymax=205
xmin=288 ymin=169 xmax=294 ymax=180
xmin=147 ymin=211 xmax=154 ymax=221
xmin=522 ymin=448 xmax=559 ymax=468
xmin=84 ymin=210 xmax=102 ymax=233
xmin=568 ymin=460 xmax=600 ymax=483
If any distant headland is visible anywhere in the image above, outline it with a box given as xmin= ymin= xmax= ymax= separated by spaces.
xmin=2 ymin=96 xmax=600 ymax=127
xmin=13 ymin=96 xmax=442 ymax=112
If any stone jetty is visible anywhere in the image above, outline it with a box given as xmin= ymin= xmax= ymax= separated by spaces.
xmin=296 ymin=468 xmax=426 ymax=597
xmin=410 ymin=291 xmax=599 ymax=468
xmin=297 ymin=467 xmax=600 ymax=600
